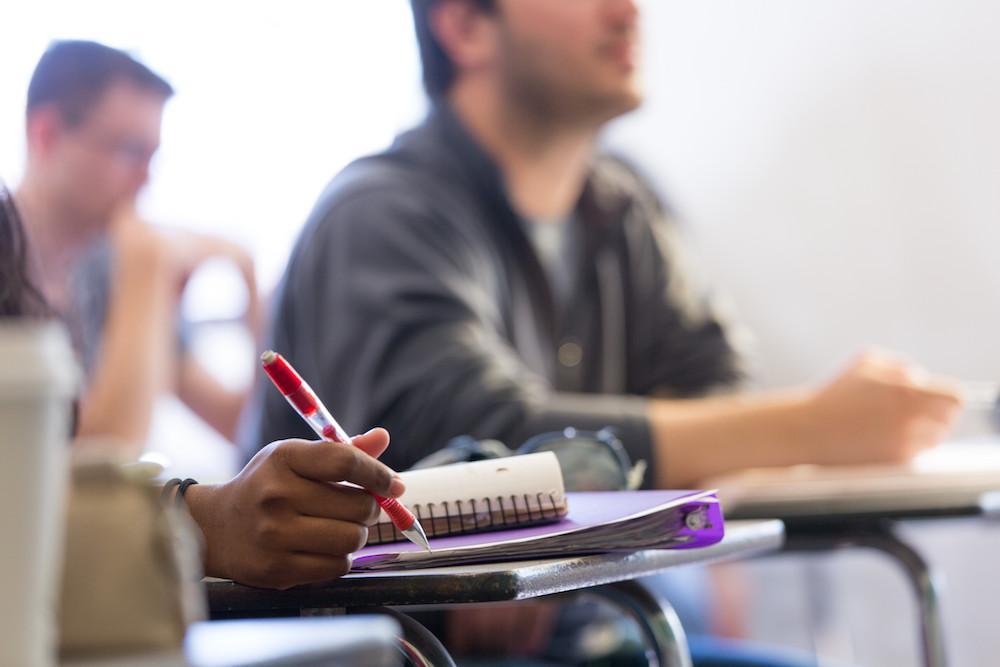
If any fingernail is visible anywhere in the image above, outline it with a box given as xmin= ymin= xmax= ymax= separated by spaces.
xmin=389 ymin=476 xmax=406 ymax=497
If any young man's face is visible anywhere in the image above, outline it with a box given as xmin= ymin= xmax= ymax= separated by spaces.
xmin=493 ymin=0 xmax=642 ymax=124
xmin=38 ymin=81 xmax=165 ymax=232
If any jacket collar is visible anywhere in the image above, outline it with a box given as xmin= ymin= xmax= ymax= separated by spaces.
xmin=391 ymin=102 xmax=514 ymax=217
xmin=395 ymin=102 xmax=629 ymax=238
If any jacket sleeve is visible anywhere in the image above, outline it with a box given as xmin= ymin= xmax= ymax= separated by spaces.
xmin=257 ymin=184 xmax=655 ymax=473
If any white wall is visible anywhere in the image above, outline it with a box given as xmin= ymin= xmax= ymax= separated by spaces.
xmin=607 ymin=5 xmax=1000 ymax=664
xmin=610 ymin=0 xmax=1000 ymax=392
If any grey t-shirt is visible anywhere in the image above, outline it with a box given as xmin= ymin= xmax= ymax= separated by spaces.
xmin=65 ymin=239 xmax=113 ymax=381
xmin=526 ymin=215 xmax=575 ymax=308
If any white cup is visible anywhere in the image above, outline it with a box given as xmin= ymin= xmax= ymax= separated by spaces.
xmin=0 ymin=322 xmax=78 ymax=666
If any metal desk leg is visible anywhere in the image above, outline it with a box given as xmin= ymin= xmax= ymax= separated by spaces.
xmin=855 ymin=530 xmax=947 ymax=667
xmin=787 ymin=524 xmax=947 ymax=667
xmin=588 ymin=578 xmax=693 ymax=667
xmin=352 ymin=607 xmax=457 ymax=667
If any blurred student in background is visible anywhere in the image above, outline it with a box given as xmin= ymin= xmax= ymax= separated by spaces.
xmin=15 ymin=41 xmax=258 ymax=452
xmin=252 ymin=0 xmax=962 ymax=491
xmin=2 ymin=185 xmax=401 ymax=590
xmin=248 ymin=0 xmax=964 ymax=662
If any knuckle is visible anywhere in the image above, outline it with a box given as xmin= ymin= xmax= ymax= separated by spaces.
xmin=349 ymin=525 xmax=369 ymax=552
xmin=363 ymin=495 xmax=381 ymax=525
xmin=247 ymin=441 xmax=282 ymax=470
xmin=266 ymin=439 xmax=290 ymax=456
xmin=329 ymin=448 xmax=356 ymax=481
xmin=341 ymin=490 xmax=377 ymax=524
xmin=374 ymin=465 xmax=392 ymax=494
xmin=265 ymin=440 xmax=291 ymax=468
xmin=268 ymin=439 xmax=311 ymax=465
xmin=341 ymin=448 xmax=363 ymax=482
xmin=254 ymin=483 xmax=288 ymax=511
xmin=253 ymin=518 xmax=284 ymax=547
xmin=328 ymin=522 xmax=368 ymax=554
xmin=329 ymin=556 xmax=351 ymax=579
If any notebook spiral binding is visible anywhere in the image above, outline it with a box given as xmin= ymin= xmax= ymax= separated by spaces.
xmin=372 ymin=491 xmax=564 ymax=545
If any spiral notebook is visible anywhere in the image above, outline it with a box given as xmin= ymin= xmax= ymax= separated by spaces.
xmin=353 ymin=489 xmax=724 ymax=571
xmin=367 ymin=452 xmax=568 ymax=545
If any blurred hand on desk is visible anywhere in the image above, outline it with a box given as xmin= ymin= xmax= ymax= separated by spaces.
xmin=650 ymin=350 xmax=963 ymax=487
xmin=806 ymin=350 xmax=963 ymax=464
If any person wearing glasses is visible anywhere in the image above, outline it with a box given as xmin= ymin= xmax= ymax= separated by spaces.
xmin=2 ymin=187 xmax=404 ymax=590
xmin=14 ymin=40 xmax=258 ymax=453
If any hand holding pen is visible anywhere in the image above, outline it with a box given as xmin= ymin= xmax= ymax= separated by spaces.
xmin=182 ymin=429 xmax=402 ymax=589
xmin=261 ymin=350 xmax=431 ymax=551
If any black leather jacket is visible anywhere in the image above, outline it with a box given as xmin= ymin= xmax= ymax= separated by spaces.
xmin=243 ymin=104 xmax=743 ymax=475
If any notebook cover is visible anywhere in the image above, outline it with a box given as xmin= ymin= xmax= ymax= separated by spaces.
xmin=352 ymin=490 xmax=724 ymax=571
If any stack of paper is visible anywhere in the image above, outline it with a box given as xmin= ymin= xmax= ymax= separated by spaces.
xmin=353 ymin=490 xmax=723 ymax=571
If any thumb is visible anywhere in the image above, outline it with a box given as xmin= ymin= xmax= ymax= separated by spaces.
xmin=351 ymin=427 xmax=391 ymax=460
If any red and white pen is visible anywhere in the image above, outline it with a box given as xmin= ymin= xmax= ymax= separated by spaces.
xmin=260 ymin=350 xmax=430 ymax=552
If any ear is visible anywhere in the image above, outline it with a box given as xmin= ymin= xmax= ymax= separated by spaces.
xmin=430 ymin=0 xmax=500 ymax=77
xmin=25 ymin=106 xmax=66 ymax=158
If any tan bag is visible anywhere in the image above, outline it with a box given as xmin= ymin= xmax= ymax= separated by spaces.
xmin=58 ymin=459 xmax=206 ymax=659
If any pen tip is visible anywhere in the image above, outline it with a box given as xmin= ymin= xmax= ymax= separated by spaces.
xmin=402 ymin=522 xmax=432 ymax=553
xmin=260 ymin=350 xmax=276 ymax=364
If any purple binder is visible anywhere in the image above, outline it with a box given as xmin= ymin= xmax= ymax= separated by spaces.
xmin=352 ymin=490 xmax=724 ymax=571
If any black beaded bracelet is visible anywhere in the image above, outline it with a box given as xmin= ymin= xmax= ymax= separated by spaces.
xmin=161 ymin=478 xmax=182 ymax=503
xmin=177 ymin=478 xmax=199 ymax=506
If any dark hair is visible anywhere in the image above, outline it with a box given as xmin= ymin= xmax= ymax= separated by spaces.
xmin=26 ymin=40 xmax=174 ymax=127
xmin=0 ymin=187 xmax=49 ymax=318
xmin=410 ymin=0 xmax=495 ymax=98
